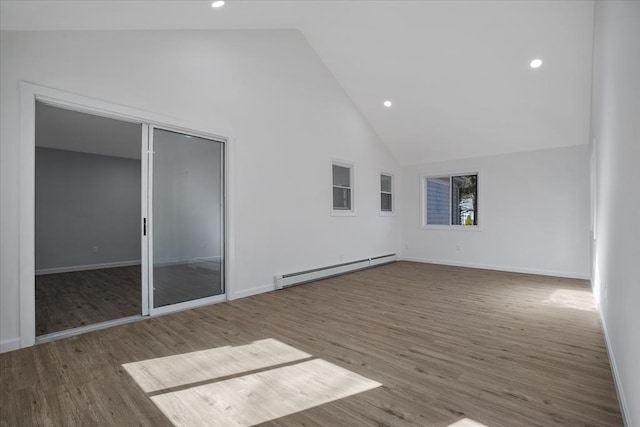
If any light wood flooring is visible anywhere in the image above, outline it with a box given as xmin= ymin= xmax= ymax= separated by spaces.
xmin=4 ymin=261 xmax=622 ymax=426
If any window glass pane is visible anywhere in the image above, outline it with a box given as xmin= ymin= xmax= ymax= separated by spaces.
xmin=451 ymin=174 xmax=477 ymax=226
xmin=332 ymin=187 xmax=352 ymax=210
xmin=332 ymin=164 xmax=351 ymax=187
xmin=380 ymin=174 xmax=392 ymax=193
xmin=426 ymin=177 xmax=450 ymax=225
xmin=381 ymin=193 xmax=392 ymax=211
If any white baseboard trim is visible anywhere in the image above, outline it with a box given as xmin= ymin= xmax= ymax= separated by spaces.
xmin=35 ymin=260 xmax=141 ymax=276
xmin=598 ymin=307 xmax=631 ymax=426
xmin=229 ymin=284 xmax=276 ymax=301
xmin=399 ymin=257 xmax=590 ymax=280
xmin=0 ymin=338 xmax=21 ymax=353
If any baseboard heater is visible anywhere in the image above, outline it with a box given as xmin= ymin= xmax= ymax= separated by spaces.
xmin=275 ymin=253 xmax=396 ymax=290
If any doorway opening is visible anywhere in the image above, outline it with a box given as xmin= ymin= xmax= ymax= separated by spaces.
xmin=29 ymin=92 xmax=228 ymax=343
xmin=35 ymin=102 xmax=143 ymax=336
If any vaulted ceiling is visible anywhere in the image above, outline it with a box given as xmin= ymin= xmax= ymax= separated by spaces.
xmin=1 ymin=1 xmax=595 ymax=164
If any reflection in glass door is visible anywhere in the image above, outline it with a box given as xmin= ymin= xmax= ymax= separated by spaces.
xmin=149 ymin=128 xmax=224 ymax=309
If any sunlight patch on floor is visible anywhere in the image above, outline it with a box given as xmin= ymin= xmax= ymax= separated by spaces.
xmin=151 ymin=358 xmax=381 ymax=427
xmin=544 ymin=289 xmax=596 ymax=311
xmin=447 ymin=418 xmax=489 ymax=427
xmin=124 ymin=339 xmax=381 ymax=426
xmin=122 ymin=338 xmax=311 ymax=392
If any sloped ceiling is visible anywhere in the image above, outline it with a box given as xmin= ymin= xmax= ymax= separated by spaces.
xmin=1 ymin=0 xmax=595 ymax=164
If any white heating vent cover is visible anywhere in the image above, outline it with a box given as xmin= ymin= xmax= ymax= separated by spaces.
xmin=275 ymin=254 xmax=396 ymax=290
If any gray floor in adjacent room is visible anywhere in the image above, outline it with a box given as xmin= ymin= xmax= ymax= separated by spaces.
xmin=36 ymin=263 xmax=223 ymax=336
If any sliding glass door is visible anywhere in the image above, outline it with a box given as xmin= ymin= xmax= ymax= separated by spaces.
xmin=148 ymin=127 xmax=225 ymax=310
xmin=26 ymin=87 xmax=229 ymax=345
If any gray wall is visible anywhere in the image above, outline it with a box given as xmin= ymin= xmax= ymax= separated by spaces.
xmin=35 ymin=147 xmax=141 ymax=271
xmin=152 ymin=130 xmax=223 ymax=265
xmin=590 ymin=1 xmax=640 ymax=425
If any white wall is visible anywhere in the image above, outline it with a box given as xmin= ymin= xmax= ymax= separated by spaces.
xmin=401 ymin=146 xmax=590 ymax=278
xmin=0 ymin=30 xmax=400 ymax=351
xmin=35 ymin=147 xmax=141 ymax=271
xmin=590 ymin=1 xmax=640 ymax=425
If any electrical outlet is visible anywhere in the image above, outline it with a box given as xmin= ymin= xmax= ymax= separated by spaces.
xmin=92 ymin=246 xmax=99 ymax=254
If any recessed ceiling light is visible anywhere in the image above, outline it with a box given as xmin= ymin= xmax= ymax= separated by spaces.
xmin=383 ymin=100 xmax=392 ymax=108
xmin=211 ymin=1 xmax=225 ymax=8
xmin=530 ymin=58 xmax=543 ymax=69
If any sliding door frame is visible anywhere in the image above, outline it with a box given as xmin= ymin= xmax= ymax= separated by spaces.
xmin=141 ymin=124 xmax=151 ymax=316
xmin=18 ymin=82 xmax=234 ymax=348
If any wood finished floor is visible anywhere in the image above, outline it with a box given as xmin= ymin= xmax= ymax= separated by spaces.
xmin=3 ymin=262 xmax=622 ymax=426
xmin=35 ymin=266 xmax=141 ymax=336
xmin=153 ymin=263 xmax=223 ymax=308
xmin=36 ymin=264 xmax=223 ymax=335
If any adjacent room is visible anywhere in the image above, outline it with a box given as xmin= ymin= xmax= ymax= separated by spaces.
xmin=35 ymin=102 xmax=143 ymax=335
xmin=0 ymin=1 xmax=638 ymax=426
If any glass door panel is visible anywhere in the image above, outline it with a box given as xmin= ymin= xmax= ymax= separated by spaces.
xmin=150 ymin=128 xmax=224 ymax=308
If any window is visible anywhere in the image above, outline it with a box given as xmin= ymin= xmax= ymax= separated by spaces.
xmin=332 ymin=162 xmax=354 ymax=213
xmin=423 ymin=173 xmax=478 ymax=228
xmin=380 ymin=173 xmax=393 ymax=213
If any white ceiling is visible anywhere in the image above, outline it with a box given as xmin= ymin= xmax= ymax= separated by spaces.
xmin=36 ymin=102 xmax=142 ymax=159
xmin=2 ymin=1 xmax=595 ymax=164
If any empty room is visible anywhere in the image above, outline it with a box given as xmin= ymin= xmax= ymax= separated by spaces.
xmin=34 ymin=102 xmax=144 ymax=336
xmin=0 ymin=1 xmax=638 ymax=426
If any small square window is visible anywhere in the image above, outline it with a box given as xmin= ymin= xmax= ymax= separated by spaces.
xmin=423 ymin=173 xmax=478 ymax=228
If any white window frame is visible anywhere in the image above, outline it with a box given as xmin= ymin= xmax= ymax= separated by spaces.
xmin=420 ymin=170 xmax=481 ymax=231
xmin=379 ymin=171 xmax=395 ymax=216
xmin=331 ymin=160 xmax=355 ymax=216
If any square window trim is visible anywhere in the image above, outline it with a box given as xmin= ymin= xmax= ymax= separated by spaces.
xmin=419 ymin=170 xmax=482 ymax=231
